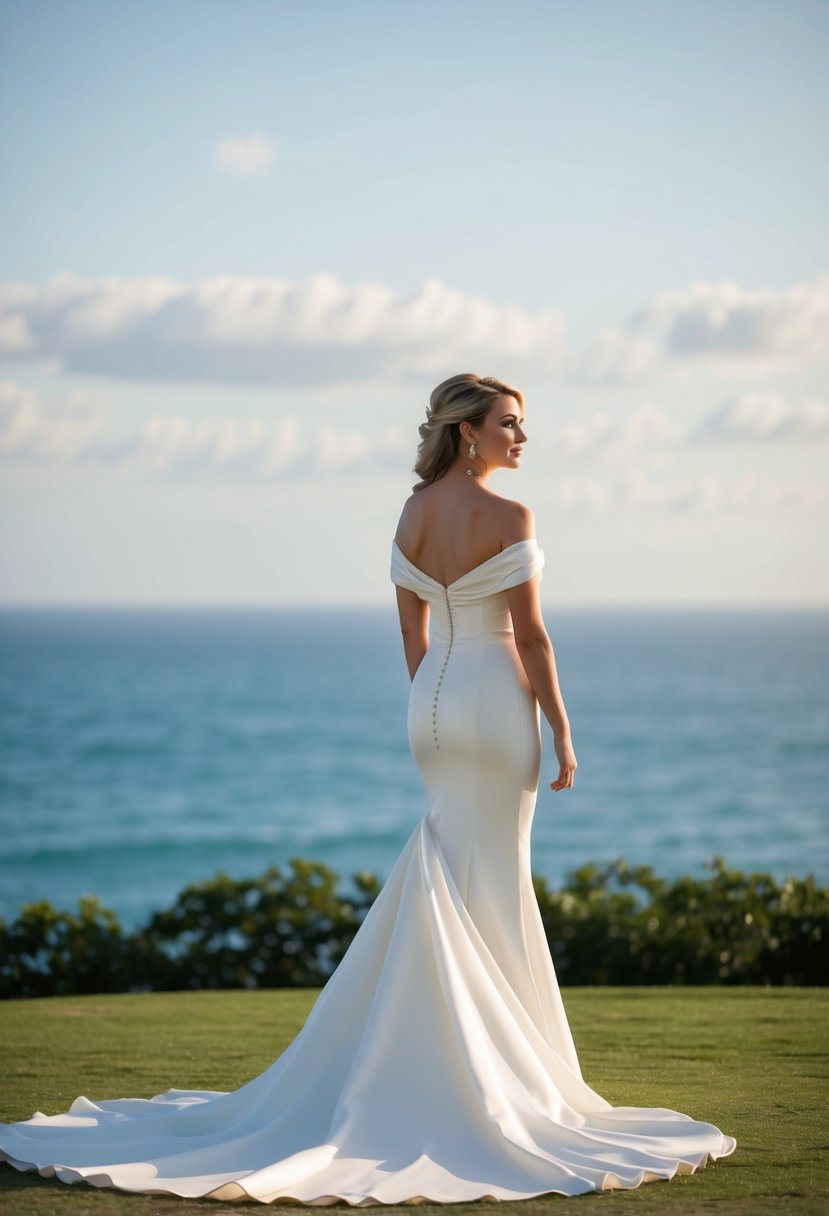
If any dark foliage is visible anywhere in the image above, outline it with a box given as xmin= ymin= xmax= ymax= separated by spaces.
xmin=532 ymin=857 xmax=827 ymax=986
xmin=1 ymin=857 xmax=824 ymax=998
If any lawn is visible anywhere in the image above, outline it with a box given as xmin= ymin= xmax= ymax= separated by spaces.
xmin=0 ymin=987 xmax=826 ymax=1215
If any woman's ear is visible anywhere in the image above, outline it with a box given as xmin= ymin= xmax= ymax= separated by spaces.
xmin=459 ymin=420 xmax=475 ymax=445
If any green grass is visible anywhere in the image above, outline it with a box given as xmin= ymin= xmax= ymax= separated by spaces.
xmin=0 ymin=987 xmax=826 ymax=1215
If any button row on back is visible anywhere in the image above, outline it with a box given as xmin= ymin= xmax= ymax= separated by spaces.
xmin=432 ymin=590 xmax=455 ymax=750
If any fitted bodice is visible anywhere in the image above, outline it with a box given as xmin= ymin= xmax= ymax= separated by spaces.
xmin=390 ymin=538 xmax=545 ymax=644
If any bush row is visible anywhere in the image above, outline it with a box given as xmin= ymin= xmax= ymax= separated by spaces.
xmin=1 ymin=856 xmax=825 ymax=998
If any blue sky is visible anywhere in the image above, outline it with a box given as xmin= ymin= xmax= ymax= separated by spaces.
xmin=1 ymin=0 xmax=827 ymax=606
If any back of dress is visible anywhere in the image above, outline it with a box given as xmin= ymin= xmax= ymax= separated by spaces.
xmin=390 ymin=537 xmax=578 ymax=1047
xmin=391 ymin=535 xmax=545 ymax=756
xmin=390 ymin=535 xmax=545 ymax=774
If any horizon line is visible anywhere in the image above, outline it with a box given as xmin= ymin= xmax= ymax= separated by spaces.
xmin=1 ymin=600 xmax=827 ymax=613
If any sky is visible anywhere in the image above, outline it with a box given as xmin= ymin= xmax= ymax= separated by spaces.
xmin=0 ymin=0 xmax=827 ymax=607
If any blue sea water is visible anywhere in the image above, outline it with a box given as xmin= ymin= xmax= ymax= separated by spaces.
xmin=0 ymin=605 xmax=826 ymax=931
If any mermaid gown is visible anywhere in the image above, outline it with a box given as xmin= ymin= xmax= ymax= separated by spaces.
xmin=0 ymin=538 xmax=736 ymax=1204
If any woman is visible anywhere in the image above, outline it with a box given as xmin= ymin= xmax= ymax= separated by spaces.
xmin=0 ymin=373 xmax=736 ymax=1204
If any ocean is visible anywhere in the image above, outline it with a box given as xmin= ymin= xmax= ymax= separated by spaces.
xmin=0 ymin=605 xmax=826 ymax=930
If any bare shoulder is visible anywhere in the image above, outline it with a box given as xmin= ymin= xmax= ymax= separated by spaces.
xmin=394 ymin=491 xmax=426 ymax=544
xmin=486 ymin=494 xmax=536 ymax=548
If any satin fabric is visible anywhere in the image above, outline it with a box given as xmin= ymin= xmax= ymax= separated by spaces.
xmin=0 ymin=538 xmax=736 ymax=1204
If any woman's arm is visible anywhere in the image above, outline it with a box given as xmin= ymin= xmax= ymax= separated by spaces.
xmin=395 ymin=586 xmax=429 ymax=680
xmin=504 ymin=575 xmax=578 ymax=791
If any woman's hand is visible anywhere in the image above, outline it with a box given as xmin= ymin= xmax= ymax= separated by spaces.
xmin=551 ymin=734 xmax=577 ymax=791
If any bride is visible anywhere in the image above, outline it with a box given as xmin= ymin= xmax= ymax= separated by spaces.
xmin=0 ymin=373 xmax=736 ymax=1204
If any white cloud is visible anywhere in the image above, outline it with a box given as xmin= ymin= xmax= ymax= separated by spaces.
xmin=2 ymin=271 xmax=825 ymax=391
xmin=687 ymin=392 xmax=829 ymax=443
xmin=569 ymin=273 xmax=829 ymax=383
xmin=0 ymin=380 xmax=409 ymax=480
xmin=618 ymin=470 xmax=762 ymax=513
xmin=0 ymin=272 xmax=568 ymax=387
xmin=0 ymin=311 xmax=34 ymax=354
xmin=213 ymin=133 xmax=278 ymax=175
xmin=548 ymin=477 xmax=612 ymax=514
xmin=133 ymin=414 xmax=304 ymax=477
xmin=546 ymin=393 xmax=829 ymax=466
xmin=565 ymin=328 xmax=662 ymax=384
xmin=636 ymin=275 xmax=829 ymax=359
xmin=0 ymin=379 xmax=107 ymax=460
xmin=546 ymin=470 xmax=826 ymax=514
xmin=127 ymin=415 xmax=408 ymax=480
xmin=554 ymin=402 xmax=683 ymax=462
xmin=0 ymin=381 xmax=38 ymax=452
xmin=1 ymin=381 xmax=824 ymax=511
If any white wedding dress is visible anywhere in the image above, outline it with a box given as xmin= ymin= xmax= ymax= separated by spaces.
xmin=0 ymin=538 xmax=736 ymax=1205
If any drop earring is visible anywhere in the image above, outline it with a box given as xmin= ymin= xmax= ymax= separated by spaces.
xmin=466 ymin=441 xmax=477 ymax=476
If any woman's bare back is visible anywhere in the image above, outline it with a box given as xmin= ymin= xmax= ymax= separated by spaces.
xmin=394 ymin=476 xmax=533 ymax=588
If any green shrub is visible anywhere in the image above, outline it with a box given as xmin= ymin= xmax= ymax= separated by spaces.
xmin=0 ymin=857 xmax=824 ymax=998
xmin=133 ymin=860 xmax=380 ymax=991
xmin=533 ymin=857 xmax=828 ymax=985
xmin=0 ymin=895 xmax=132 ymax=997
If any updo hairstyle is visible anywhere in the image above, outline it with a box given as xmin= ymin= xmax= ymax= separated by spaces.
xmin=412 ymin=373 xmax=524 ymax=491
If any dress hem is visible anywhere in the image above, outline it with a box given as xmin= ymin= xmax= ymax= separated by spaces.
xmin=1 ymin=1141 xmax=737 ymax=1207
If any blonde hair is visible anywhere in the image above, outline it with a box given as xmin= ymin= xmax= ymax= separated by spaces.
xmin=412 ymin=373 xmax=524 ymax=491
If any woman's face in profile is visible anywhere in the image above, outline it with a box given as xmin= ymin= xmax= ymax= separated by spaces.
xmin=473 ymin=395 xmax=527 ymax=472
